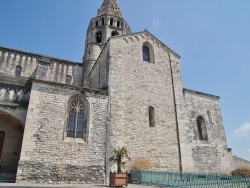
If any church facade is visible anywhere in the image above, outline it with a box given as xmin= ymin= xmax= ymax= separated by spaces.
xmin=0 ymin=0 xmax=246 ymax=184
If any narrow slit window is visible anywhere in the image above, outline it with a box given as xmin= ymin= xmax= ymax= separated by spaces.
xmin=66 ymin=75 xmax=72 ymax=85
xmin=101 ymin=18 xmax=105 ymax=25
xmin=95 ymin=20 xmax=99 ymax=27
xmin=149 ymin=106 xmax=155 ymax=127
xmin=207 ymin=110 xmax=213 ymax=124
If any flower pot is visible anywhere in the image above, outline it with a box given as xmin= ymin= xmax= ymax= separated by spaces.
xmin=109 ymin=171 xmax=128 ymax=187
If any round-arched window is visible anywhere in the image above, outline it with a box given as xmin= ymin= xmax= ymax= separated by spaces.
xmin=96 ymin=31 xmax=102 ymax=43
xmin=143 ymin=46 xmax=150 ymax=62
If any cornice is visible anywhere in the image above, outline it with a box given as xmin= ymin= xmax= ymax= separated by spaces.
xmin=32 ymin=79 xmax=108 ymax=96
xmin=183 ymin=88 xmax=220 ymax=99
xmin=0 ymin=46 xmax=82 ymax=65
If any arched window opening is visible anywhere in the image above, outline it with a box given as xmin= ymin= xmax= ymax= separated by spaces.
xmin=143 ymin=46 xmax=150 ymax=62
xmin=95 ymin=20 xmax=99 ymax=27
xmin=65 ymin=75 xmax=72 ymax=85
xmin=149 ymin=106 xmax=155 ymax=127
xmin=117 ymin=21 xmax=120 ymax=28
xmin=197 ymin=116 xmax=208 ymax=141
xmin=66 ymin=94 xmax=88 ymax=140
xmin=15 ymin=65 xmax=22 ymax=77
xmin=110 ymin=18 xmax=114 ymax=26
xmin=111 ymin=31 xmax=119 ymax=36
xmin=96 ymin=31 xmax=102 ymax=43
xmin=101 ymin=18 xmax=105 ymax=25
xmin=207 ymin=110 xmax=213 ymax=124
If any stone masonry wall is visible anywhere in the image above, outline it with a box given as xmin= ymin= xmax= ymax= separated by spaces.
xmin=230 ymin=154 xmax=250 ymax=170
xmin=106 ymin=32 xmax=181 ymax=177
xmin=0 ymin=48 xmax=38 ymax=79
xmin=17 ymin=81 xmax=108 ymax=184
xmin=90 ymin=43 xmax=110 ymax=90
xmin=0 ymin=47 xmax=83 ymax=86
xmin=44 ymin=60 xmax=83 ymax=86
xmin=0 ymin=114 xmax=23 ymax=174
xmin=180 ymin=89 xmax=231 ymax=174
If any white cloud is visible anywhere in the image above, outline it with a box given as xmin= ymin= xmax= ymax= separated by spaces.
xmin=235 ymin=122 xmax=250 ymax=138
xmin=152 ymin=19 xmax=160 ymax=30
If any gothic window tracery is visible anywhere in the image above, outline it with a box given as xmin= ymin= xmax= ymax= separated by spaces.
xmin=66 ymin=94 xmax=88 ymax=140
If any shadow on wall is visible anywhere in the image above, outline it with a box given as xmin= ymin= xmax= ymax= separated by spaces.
xmin=0 ymin=112 xmax=24 ymax=182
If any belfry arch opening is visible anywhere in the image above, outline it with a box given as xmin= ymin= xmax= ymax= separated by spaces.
xmin=0 ymin=111 xmax=24 ymax=182
xmin=111 ymin=31 xmax=119 ymax=36
xmin=117 ymin=21 xmax=120 ymax=28
xmin=110 ymin=18 xmax=114 ymax=26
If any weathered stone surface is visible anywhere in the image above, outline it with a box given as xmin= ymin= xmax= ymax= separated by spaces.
xmin=17 ymin=161 xmax=105 ymax=184
xmin=16 ymin=82 xmax=108 ymax=183
xmin=179 ymin=89 xmax=231 ymax=173
xmin=0 ymin=0 xmax=247 ymax=185
xmin=0 ymin=46 xmax=83 ymax=86
xmin=101 ymin=33 xmax=181 ymax=175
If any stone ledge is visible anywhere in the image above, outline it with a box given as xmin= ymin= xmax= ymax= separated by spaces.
xmin=183 ymin=88 xmax=220 ymax=99
xmin=0 ymin=46 xmax=82 ymax=66
xmin=32 ymin=79 xmax=108 ymax=95
xmin=0 ymin=75 xmax=32 ymax=88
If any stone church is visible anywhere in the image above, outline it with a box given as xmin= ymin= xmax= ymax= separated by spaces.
xmin=0 ymin=0 xmax=248 ymax=184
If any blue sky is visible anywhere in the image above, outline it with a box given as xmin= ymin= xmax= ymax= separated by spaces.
xmin=0 ymin=0 xmax=249 ymax=161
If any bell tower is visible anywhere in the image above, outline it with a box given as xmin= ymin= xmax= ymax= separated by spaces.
xmin=83 ymin=0 xmax=131 ymax=87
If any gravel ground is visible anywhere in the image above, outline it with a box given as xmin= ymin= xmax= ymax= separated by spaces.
xmin=0 ymin=183 xmax=161 ymax=188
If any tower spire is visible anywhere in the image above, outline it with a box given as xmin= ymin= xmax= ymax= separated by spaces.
xmin=97 ymin=0 xmax=123 ymax=18
xmin=83 ymin=0 xmax=131 ymax=87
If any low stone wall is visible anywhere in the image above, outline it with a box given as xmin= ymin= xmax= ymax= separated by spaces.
xmin=16 ymin=161 xmax=105 ymax=184
xmin=231 ymin=156 xmax=250 ymax=171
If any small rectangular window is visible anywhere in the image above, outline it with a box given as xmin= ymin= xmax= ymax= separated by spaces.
xmin=66 ymin=75 xmax=72 ymax=85
xmin=149 ymin=106 xmax=155 ymax=127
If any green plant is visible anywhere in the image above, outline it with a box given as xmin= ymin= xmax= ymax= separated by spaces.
xmin=232 ymin=167 xmax=250 ymax=178
xmin=110 ymin=146 xmax=131 ymax=173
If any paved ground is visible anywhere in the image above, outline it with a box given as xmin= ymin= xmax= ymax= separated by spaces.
xmin=0 ymin=183 xmax=160 ymax=188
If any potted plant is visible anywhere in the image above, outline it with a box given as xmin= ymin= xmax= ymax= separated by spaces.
xmin=109 ymin=146 xmax=131 ymax=187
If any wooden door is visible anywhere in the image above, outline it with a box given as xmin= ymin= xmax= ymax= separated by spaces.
xmin=0 ymin=132 xmax=5 ymax=158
